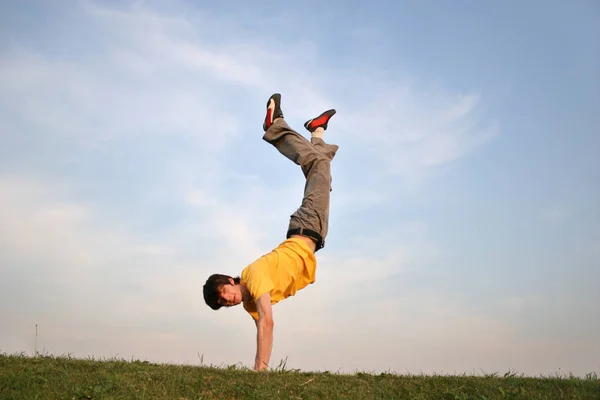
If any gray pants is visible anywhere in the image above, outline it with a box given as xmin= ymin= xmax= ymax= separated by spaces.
xmin=262 ymin=119 xmax=338 ymax=250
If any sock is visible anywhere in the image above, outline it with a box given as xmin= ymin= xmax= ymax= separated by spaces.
xmin=311 ymin=127 xmax=324 ymax=139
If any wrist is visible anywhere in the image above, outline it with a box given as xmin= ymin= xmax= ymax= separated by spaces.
xmin=254 ymin=360 xmax=267 ymax=371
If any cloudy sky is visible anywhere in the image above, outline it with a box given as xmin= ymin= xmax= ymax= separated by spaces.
xmin=1 ymin=0 xmax=598 ymax=376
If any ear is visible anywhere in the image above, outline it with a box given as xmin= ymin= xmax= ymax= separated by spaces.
xmin=228 ymin=277 xmax=235 ymax=285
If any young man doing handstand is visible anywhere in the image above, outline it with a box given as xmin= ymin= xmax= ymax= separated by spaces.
xmin=203 ymin=93 xmax=338 ymax=371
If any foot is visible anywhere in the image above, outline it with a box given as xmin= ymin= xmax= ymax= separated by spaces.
xmin=304 ymin=109 xmax=336 ymax=132
xmin=263 ymin=93 xmax=284 ymax=131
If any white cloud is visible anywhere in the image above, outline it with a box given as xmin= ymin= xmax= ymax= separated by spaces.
xmin=82 ymin=0 xmax=268 ymax=87
xmin=316 ymin=221 xmax=440 ymax=285
xmin=338 ymin=86 xmax=498 ymax=179
xmin=0 ymin=174 xmax=256 ymax=364
xmin=0 ymin=172 xmax=489 ymax=374
xmin=79 ymin=0 xmax=498 ymax=183
xmin=9 ymin=0 xmax=584 ymax=377
xmin=0 ymin=0 xmax=498 ymax=195
xmin=0 ymin=176 xmax=113 ymax=274
xmin=540 ymin=206 xmax=573 ymax=222
xmin=0 ymin=48 xmax=240 ymax=151
xmin=271 ymin=288 xmax=520 ymax=374
xmin=574 ymin=237 xmax=600 ymax=259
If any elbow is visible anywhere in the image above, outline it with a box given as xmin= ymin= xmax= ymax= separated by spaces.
xmin=266 ymin=318 xmax=274 ymax=329
xmin=260 ymin=317 xmax=274 ymax=330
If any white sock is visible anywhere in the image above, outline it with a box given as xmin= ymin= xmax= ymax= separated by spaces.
xmin=311 ymin=127 xmax=324 ymax=139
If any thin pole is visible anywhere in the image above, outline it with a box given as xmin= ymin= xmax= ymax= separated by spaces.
xmin=34 ymin=324 xmax=38 ymax=357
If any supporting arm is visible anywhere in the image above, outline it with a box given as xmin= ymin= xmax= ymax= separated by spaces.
xmin=254 ymin=292 xmax=274 ymax=371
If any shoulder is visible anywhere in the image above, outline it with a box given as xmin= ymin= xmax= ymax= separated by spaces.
xmin=240 ymin=254 xmax=276 ymax=302
xmin=243 ymin=300 xmax=257 ymax=312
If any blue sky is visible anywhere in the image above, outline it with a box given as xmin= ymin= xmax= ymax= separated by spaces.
xmin=1 ymin=0 xmax=598 ymax=376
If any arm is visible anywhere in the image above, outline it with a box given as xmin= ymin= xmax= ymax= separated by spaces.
xmin=253 ymin=292 xmax=274 ymax=371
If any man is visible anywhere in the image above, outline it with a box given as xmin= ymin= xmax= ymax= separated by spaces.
xmin=202 ymin=92 xmax=339 ymax=371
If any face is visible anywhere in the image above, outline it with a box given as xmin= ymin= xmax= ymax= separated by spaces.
xmin=217 ymin=279 xmax=242 ymax=307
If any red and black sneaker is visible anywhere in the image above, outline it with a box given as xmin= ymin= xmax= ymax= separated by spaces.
xmin=263 ymin=93 xmax=284 ymax=131
xmin=304 ymin=109 xmax=336 ymax=132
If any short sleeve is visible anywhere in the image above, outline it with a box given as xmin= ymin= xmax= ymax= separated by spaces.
xmin=241 ymin=256 xmax=275 ymax=302
xmin=243 ymin=302 xmax=259 ymax=321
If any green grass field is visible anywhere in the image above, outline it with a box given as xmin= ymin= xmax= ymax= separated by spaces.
xmin=0 ymin=353 xmax=598 ymax=400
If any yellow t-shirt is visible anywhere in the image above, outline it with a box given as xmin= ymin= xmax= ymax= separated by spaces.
xmin=241 ymin=237 xmax=317 ymax=320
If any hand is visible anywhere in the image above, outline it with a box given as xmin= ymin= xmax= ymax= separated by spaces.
xmin=254 ymin=360 xmax=268 ymax=371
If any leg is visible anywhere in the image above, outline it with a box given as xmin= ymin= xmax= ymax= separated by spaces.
xmin=262 ymin=94 xmax=338 ymax=250
xmin=286 ymin=139 xmax=333 ymax=250
xmin=263 ymin=119 xmax=337 ymax=178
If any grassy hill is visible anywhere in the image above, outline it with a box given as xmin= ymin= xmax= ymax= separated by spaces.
xmin=0 ymin=353 xmax=598 ymax=399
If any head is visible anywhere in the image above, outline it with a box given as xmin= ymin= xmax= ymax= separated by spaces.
xmin=203 ymin=274 xmax=242 ymax=310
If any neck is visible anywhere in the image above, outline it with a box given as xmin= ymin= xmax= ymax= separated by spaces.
xmin=240 ymin=284 xmax=251 ymax=302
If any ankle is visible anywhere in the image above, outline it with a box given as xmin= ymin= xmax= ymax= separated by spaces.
xmin=311 ymin=127 xmax=324 ymax=139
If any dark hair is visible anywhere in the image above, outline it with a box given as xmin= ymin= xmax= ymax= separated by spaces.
xmin=203 ymin=274 xmax=241 ymax=310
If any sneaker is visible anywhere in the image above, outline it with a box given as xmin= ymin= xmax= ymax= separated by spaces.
xmin=263 ymin=93 xmax=284 ymax=131
xmin=304 ymin=109 xmax=336 ymax=132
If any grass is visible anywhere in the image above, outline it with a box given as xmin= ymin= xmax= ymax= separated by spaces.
xmin=0 ymin=352 xmax=598 ymax=400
